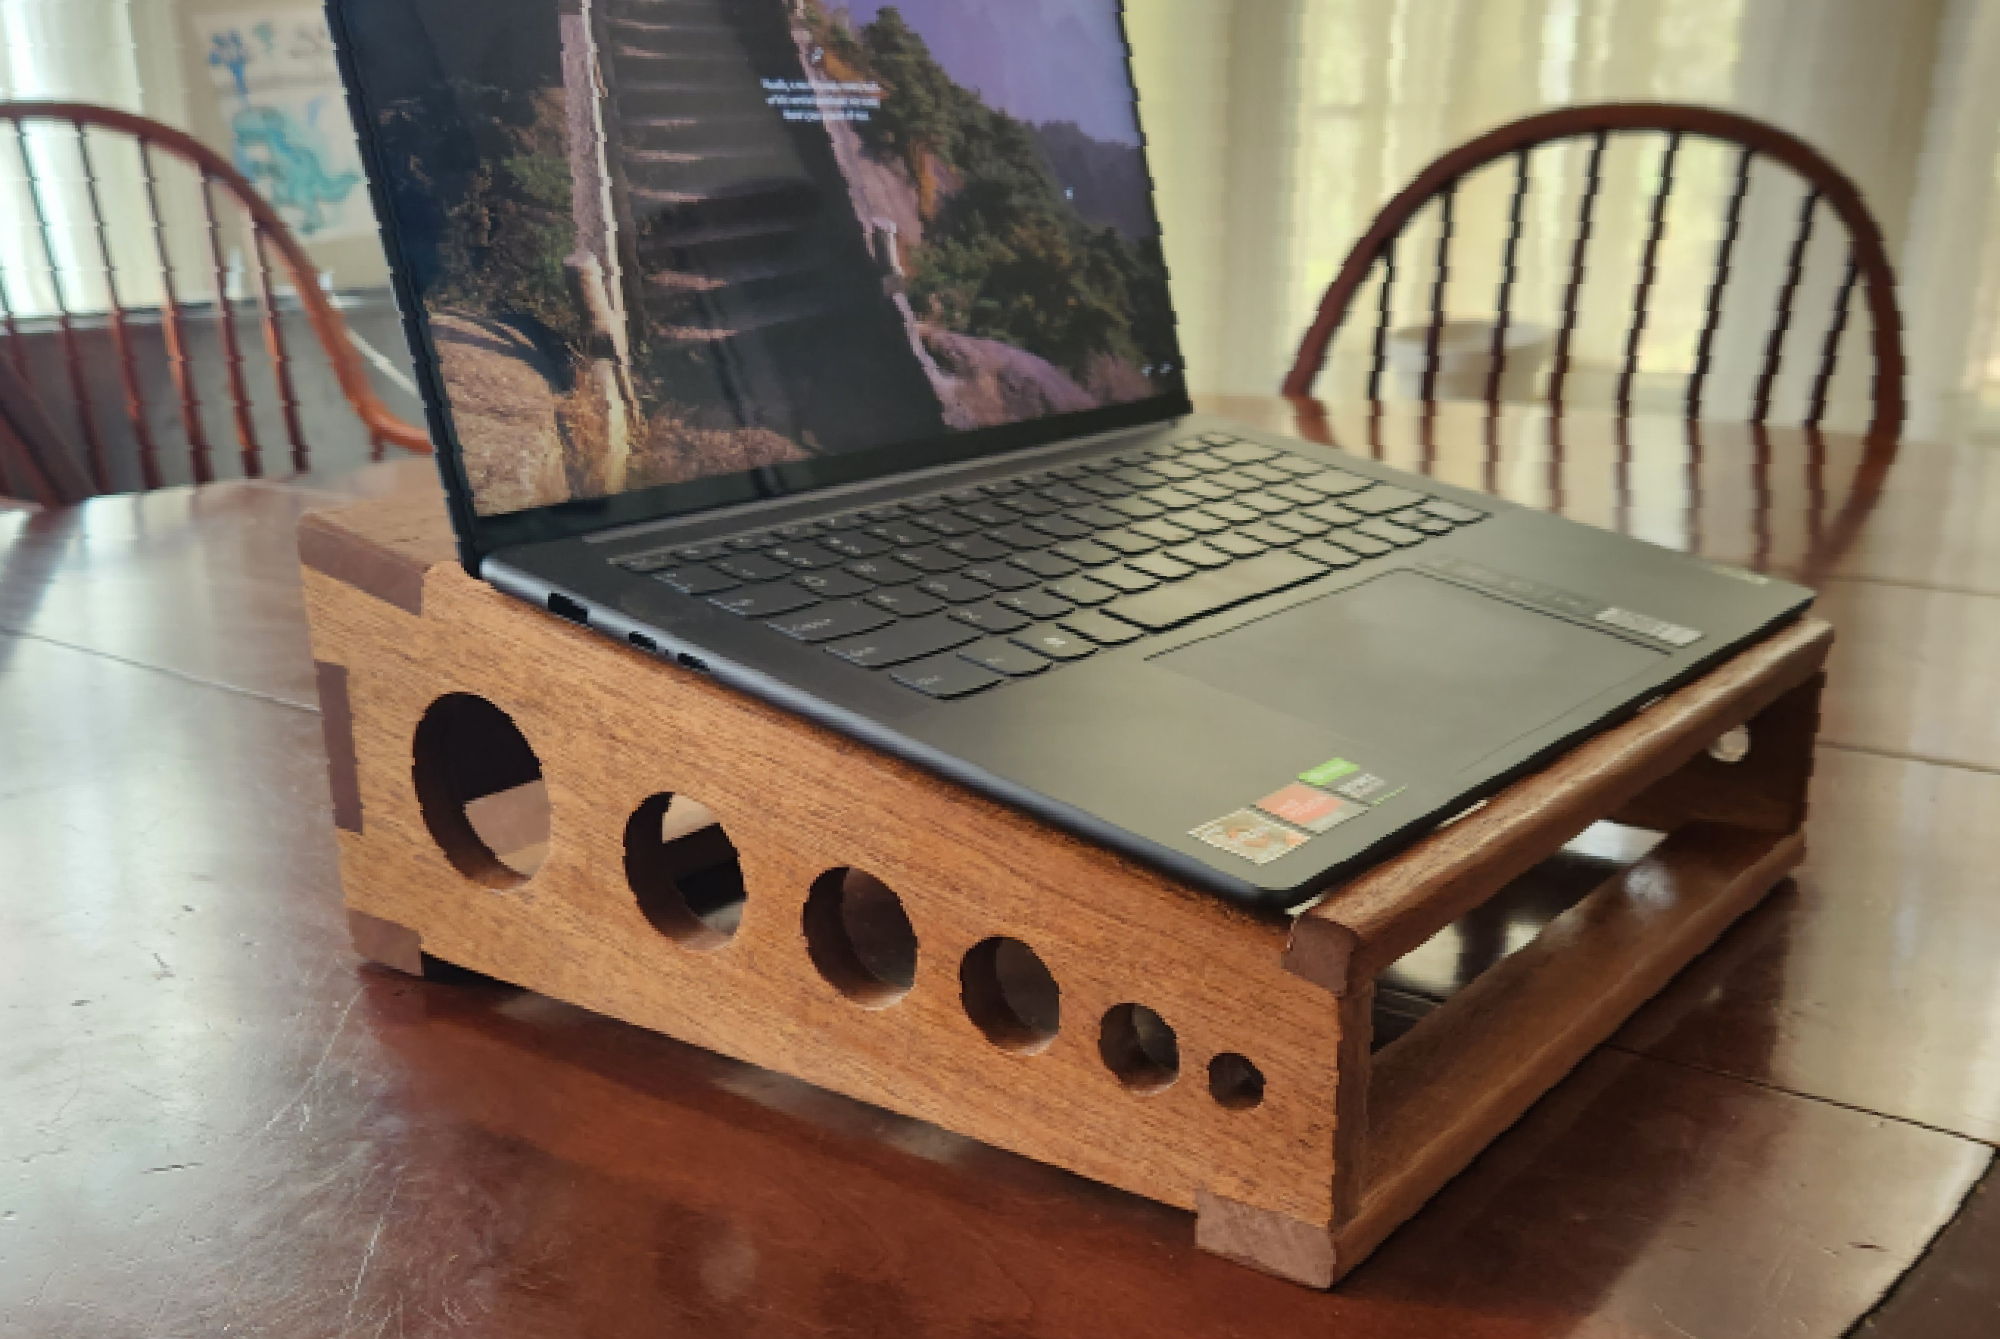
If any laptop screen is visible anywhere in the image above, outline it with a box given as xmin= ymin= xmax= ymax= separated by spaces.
xmin=331 ymin=0 xmax=1187 ymax=546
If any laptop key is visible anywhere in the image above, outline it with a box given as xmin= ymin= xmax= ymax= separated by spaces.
xmin=1095 ymin=529 xmax=1159 ymax=556
xmin=1267 ymin=454 xmax=1327 ymax=475
xmin=1062 ymin=610 xmax=1144 ymax=645
xmin=988 ymin=523 xmax=1053 ymax=550
xmin=1355 ymin=518 xmax=1427 ymax=547
xmin=822 ymin=531 xmax=891 ymax=559
xmin=959 ymin=561 xmax=1038 ymax=592
xmin=1240 ymin=463 xmax=1293 ymax=484
xmin=1040 ymin=484 xmax=1096 ymax=508
xmin=1269 ymin=512 xmax=1332 ymax=538
xmin=914 ymin=512 xmax=980 ymax=537
xmin=1068 ymin=505 xmax=1129 ymax=530
xmin=1345 ymin=485 xmax=1429 ymax=516
xmin=858 ymin=505 xmax=907 ymax=522
xmin=1202 ymin=500 xmax=1259 ymax=525
xmin=1145 ymin=486 xmax=1204 ymax=510
xmin=767 ymin=542 xmax=843 ymax=570
xmin=1176 ymin=451 xmax=1230 ymax=473
xmin=1294 ymin=539 xmax=1362 ymax=568
xmin=715 ymin=554 xmax=790 ymax=583
xmin=1210 ymin=438 xmax=1275 ymax=461
xmin=1089 ymin=565 xmax=1159 ymax=594
xmin=1011 ymin=627 xmax=1097 ymax=661
xmin=1046 ymin=576 xmax=1119 ymax=606
xmin=918 ymin=574 xmax=994 ymax=603
xmin=1166 ymin=541 xmax=1233 ymax=570
xmin=1114 ymin=466 xmax=1168 ymax=488
xmin=619 ymin=552 xmax=676 ymax=574
xmin=867 ymin=587 xmax=947 ymax=618
xmin=942 ymin=489 xmax=987 ymax=505
xmin=1410 ymin=516 xmax=1456 ymax=536
xmin=728 ymin=532 xmax=780 ymax=550
xmin=1235 ymin=492 xmax=1296 ymax=516
xmin=846 ymin=556 xmax=922 ymax=585
xmin=768 ymin=600 xmax=893 ymax=644
xmin=941 ymin=535 xmax=1013 ymax=563
xmin=955 ymin=503 xmax=1018 ymax=527
xmin=654 ymin=565 xmax=740 ymax=596
xmin=774 ymin=522 xmax=825 ymax=541
xmin=1269 ymin=482 xmax=1325 ymax=506
xmin=825 ymin=614 xmax=978 ymax=668
xmin=1027 ymin=515 xmax=1094 ymax=541
xmin=1052 ymin=539 xmax=1120 ymax=567
xmin=890 ymin=653 xmax=1003 ymax=699
xmin=1000 ymin=492 xmax=1059 ymax=516
xmin=1009 ymin=550 xmax=1079 ymax=579
xmin=1295 ymin=470 xmax=1374 ymax=497
xmin=1129 ymin=552 xmax=1196 ymax=581
xmin=1075 ymin=476 xmax=1133 ymax=499
xmin=1138 ymin=460 xmax=1197 ymax=482
xmin=1103 ymin=550 xmax=1330 ymax=632
xmin=1130 ymin=517 xmax=1196 ymax=544
xmin=1240 ymin=521 xmax=1301 ymax=547
xmin=950 ymin=601 xmax=1030 ymax=634
xmin=672 ymin=542 xmax=731 ymax=563
xmin=1207 ymin=471 xmax=1262 ymax=493
xmin=710 ymin=584 xmax=820 ymax=618
xmin=794 ymin=569 xmax=875 ymax=599
xmin=1336 ymin=532 xmax=1394 ymax=557
xmin=1208 ymin=532 xmax=1269 ymax=558
xmin=998 ymin=590 xmax=1074 ymax=620
xmin=1106 ymin=495 xmax=1166 ymax=520
xmin=1178 ymin=478 xmax=1234 ymax=502
xmin=869 ymin=522 xmax=932 ymax=547
xmin=1421 ymin=499 xmax=1488 ymax=524
xmin=1303 ymin=501 xmax=1363 ymax=526
xmin=1164 ymin=509 xmax=1227 ymax=536
xmin=897 ymin=546 xmax=969 ymax=573
xmin=959 ymin=638 xmax=1052 ymax=677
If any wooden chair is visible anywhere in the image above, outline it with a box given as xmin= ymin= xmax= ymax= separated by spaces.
xmin=0 ymin=102 xmax=429 ymax=504
xmin=1283 ymin=103 xmax=1905 ymax=445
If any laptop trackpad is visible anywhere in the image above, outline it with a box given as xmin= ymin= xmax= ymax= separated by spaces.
xmin=1151 ymin=570 xmax=1663 ymax=774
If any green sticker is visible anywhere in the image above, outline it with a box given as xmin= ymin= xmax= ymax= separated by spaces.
xmin=1299 ymin=757 xmax=1360 ymax=788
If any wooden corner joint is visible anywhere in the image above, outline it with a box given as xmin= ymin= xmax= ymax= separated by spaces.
xmin=348 ymin=909 xmax=424 ymax=977
xmin=1281 ymin=915 xmax=1359 ymax=996
xmin=1195 ymin=1189 xmax=1338 ymax=1289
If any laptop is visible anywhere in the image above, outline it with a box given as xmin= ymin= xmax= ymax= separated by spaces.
xmin=328 ymin=0 xmax=1813 ymax=915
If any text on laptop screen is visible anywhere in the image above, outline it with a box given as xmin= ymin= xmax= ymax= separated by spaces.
xmin=342 ymin=0 xmax=1181 ymax=518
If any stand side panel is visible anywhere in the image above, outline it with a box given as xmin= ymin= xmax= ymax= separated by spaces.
xmin=306 ymin=563 xmax=1345 ymax=1226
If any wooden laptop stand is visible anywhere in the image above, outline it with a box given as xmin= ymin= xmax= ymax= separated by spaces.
xmin=300 ymin=492 xmax=1831 ymax=1288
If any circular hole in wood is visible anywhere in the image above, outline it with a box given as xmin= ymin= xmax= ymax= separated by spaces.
xmin=624 ymin=793 xmax=746 ymax=950
xmin=411 ymin=693 xmax=549 ymax=888
xmin=959 ymin=937 xmax=1061 ymax=1053
xmin=803 ymin=868 xmax=918 ymax=1007
xmin=1707 ymin=725 xmax=1753 ymax=765
xmin=1098 ymin=1003 xmax=1180 ymax=1094
xmin=1208 ymin=1053 xmax=1266 ymax=1110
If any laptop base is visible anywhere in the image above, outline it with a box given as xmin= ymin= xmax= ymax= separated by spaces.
xmin=302 ymin=488 xmax=1828 ymax=1287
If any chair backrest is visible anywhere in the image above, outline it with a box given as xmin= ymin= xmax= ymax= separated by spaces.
xmin=1283 ymin=103 xmax=1905 ymax=444
xmin=0 ymin=101 xmax=428 ymax=500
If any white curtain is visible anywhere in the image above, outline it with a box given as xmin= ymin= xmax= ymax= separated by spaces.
xmin=1131 ymin=0 xmax=2000 ymax=442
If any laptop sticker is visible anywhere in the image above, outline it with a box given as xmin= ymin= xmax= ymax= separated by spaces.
xmin=1298 ymin=756 xmax=1361 ymax=788
xmin=1335 ymin=773 xmax=1401 ymax=805
xmin=1595 ymin=608 xmax=1703 ymax=647
xmin=1256 ymin=784 xmax=1367 ymax=834
xmin=1191 ymin=810 xmax=1310 ymax=865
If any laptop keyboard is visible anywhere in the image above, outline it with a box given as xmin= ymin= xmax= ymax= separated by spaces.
xmin=612 ymin=432 xmax=1487 ymax=699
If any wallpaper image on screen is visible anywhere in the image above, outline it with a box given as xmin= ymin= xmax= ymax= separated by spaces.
xmin=350 ymin=0 xmax=1180 ymax=517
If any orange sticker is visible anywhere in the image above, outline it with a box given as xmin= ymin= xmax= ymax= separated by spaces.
xmin=1257 ymin=783 xmax=1366 ymax=834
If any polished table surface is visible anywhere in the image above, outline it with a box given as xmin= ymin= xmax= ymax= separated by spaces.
xmin=3 ymin=400 xmax=1997 ymax=1337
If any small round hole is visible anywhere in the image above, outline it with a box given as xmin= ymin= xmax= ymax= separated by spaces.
xmin=1099 ymin=1004 xmax=1180 ymax=1093
xmin=624 ymin=793 xmax=746 ymax=949
xmin=412 ymin=693 xmax=549 ymax=887
xmin=1708 ymin=725 xmax=1752 ymax=765
xmin=960 ymin=937 xmax=1061 ymax=1053
xmin=804 ymin=868 xmax=918 ymax=1007
xmin=1208 ymin=1053 xmax=1266 ymax=1110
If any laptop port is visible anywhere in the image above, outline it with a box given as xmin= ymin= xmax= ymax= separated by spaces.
xmin=628 ymin=631 xmax=659 ymax=653
xmin=677 ymin=653 xmax=710 ymax=673
xmin=547 ymin=592 xmax=590 ymax=626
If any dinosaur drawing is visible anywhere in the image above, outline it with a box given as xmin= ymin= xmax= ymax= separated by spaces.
xmin=231 ymin=106 xmax=363 ymax=235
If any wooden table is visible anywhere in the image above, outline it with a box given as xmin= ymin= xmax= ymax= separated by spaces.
xmin=3 ymin=400 xmax=1995 ymax=1337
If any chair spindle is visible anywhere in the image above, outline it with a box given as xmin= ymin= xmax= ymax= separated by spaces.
xmin=1617 ymin=131 xmax=1681 ymax=417
xmin=1420 ymin=181 xmax=1457 ymax=402
xmin=1367 ymin=235 xmax=1398 ymax=402
xmin=138 ymin=139 xmax=211 ymax=474
xmin=1486 ymin=149 xmax=1531 ymax=406
xmin=248 ymin=226 xmax=310 ymax=472
xmin=1687 ymin=145 xmax=1754 ymax=422
xmin=14 ymin=121 xmax=109 ymax=491
xmin=198 ymin=173 xmax=260 ymax=479
xmin=1548 ymin=129 xmax=1608 ymax=410
xmin=1752 ymin=188 xmax=1820 ymax=425
xmin=1804 ymin=254 xmax=1858 ymax=431
xmin=74 ymin=122 xmax=161 ymax=490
